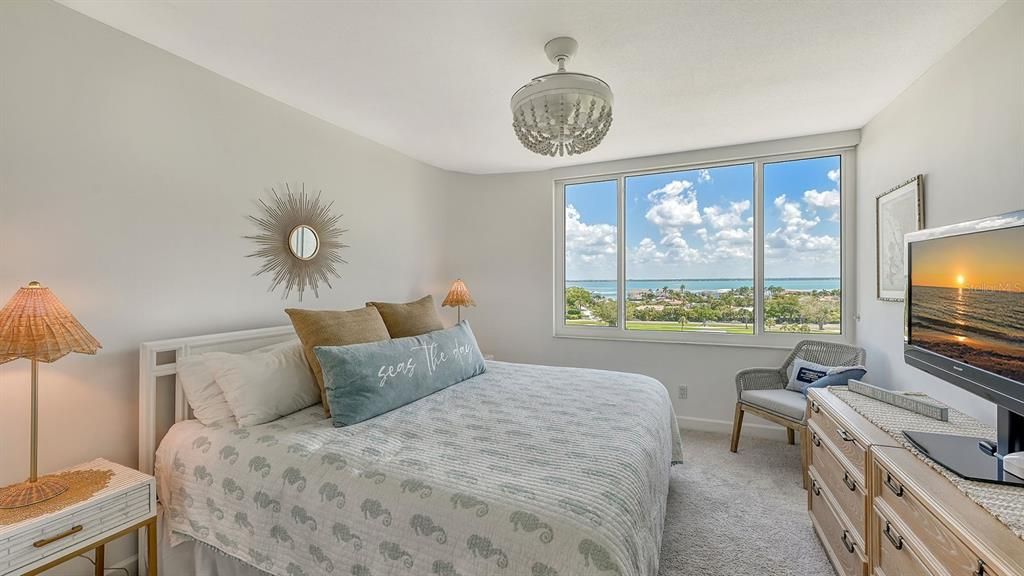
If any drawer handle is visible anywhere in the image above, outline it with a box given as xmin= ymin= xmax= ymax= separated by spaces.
xmin=812 ymin=433 xmax=821 ymax=447
xmin=883 ymin=521 xmax=904 ymax=551
xmin=885 ymin=472 xmax=904 ymax=497
xmin=842 ymin=471 xmax=857 ymax=491
xmin=836 ymin=427 xmax=855 ymax=442
xmin=974 ymin=560 xmax=988 ymax=576
xmin=811 ymin=401 xmax=821 ymax=414
xmin=33 ymin=525 xmax=83 ymax=548
xmin=811 ymin=479 xmax=822 ymax=496
xmin=841 ymin=530 xmax=856 ymax=554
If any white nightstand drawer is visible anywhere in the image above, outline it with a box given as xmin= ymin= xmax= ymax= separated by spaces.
xmin=4 ymin=484 xmax=152 ymax=572
xmin=0 ymin=460 xmax=155 ymax=576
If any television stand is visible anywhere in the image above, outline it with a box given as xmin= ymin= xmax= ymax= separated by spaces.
xmin=904 ymin=430 xmax=1024 ymax=487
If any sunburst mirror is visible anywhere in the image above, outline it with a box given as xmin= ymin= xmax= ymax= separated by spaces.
xmin=246 ymin=183 xmax=348 ymax=300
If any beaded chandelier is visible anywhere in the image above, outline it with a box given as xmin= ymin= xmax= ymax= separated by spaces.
xmin=511 ymin=37 xmax=613 ymax=157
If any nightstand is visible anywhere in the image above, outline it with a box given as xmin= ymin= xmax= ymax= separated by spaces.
xmin=0 ymin=458 xmax=156 ymax=576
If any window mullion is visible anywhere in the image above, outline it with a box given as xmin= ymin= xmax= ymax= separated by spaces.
xmin=617 ymin=174 xmax=626 ymax=330
xmin=754 ymin=159 xmax=765 ymax=336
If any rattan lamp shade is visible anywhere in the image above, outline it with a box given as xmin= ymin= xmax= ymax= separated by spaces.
xmin=0 ymin=282 xmax=102 ymax=508
xmin=0 ymin=282 xmax=101 ymax=365
xmin=442 ymin=279 xmax=475 ymax=324
xmin=442 ymin=279 xmax=475 ymax=308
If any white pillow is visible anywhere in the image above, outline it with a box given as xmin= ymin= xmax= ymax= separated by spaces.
xmin=785 ymin=359 xmax=834 ymax=392
xmin=177 ymin=339 xmax=299 ymax=427
xmin=207 ymin=341 xmax=320 ymax=427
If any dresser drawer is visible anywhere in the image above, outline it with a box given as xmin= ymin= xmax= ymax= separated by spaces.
xmin=809 ymin=423 xmax=867 ymax=546
xmin=809 ymin=398 xmax=868 ymax=479
xmin=872 ymin=458 xmax=983 ymax=576
xmin=873 ymin=508 xmax=936 ymax=576
xmin=2 ymin=484 xmax=152 ymax=574
xmin=809 ymin=468 xmax=868 ymax=576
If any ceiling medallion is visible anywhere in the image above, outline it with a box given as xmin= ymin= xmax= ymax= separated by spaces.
xmin=511 ymin=37 xmax=614 ymax=157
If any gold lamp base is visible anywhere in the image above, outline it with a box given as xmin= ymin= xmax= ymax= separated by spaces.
xmin=0 ymin=478 xmax=69 ymax=509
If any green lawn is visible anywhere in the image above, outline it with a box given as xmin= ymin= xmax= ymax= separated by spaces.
xmin=565 ymin=319 xmax=839 ymax=335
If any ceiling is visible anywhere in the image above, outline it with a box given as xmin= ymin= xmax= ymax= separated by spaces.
xmin=60 ymin=0 xmax=1003 ymax=175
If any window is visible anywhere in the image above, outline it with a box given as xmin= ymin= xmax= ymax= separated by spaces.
xmin=557 ymin=149 xmax=850 ymax=345
xmin=625 ymin=164 xmax=755 ymax=334
xmin=563 ymin=180 xmax=618 ymax=327
xmin=764 ymin=156 xmax=843 ymax=334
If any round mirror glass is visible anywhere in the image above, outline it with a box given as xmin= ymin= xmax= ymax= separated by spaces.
xmin=288 ymin=225 xmax=320 ymax=260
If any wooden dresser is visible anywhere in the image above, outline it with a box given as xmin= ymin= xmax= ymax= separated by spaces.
xmin=805 ymin=388 xmax=1024 ymax=576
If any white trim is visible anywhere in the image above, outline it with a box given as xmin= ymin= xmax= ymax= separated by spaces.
xmin=548 ymin=130 xmax=860 ymax=183
xmin=553 ymin=138 xmax=856 ymax=348
xmin=677 ymin=415 xmax=792 ymax=440
xmin=113 ymin=554 xmax=139 ymax=576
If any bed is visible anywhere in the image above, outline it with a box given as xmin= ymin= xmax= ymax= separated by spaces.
xmin=140 ymin=326 xmax=682 ymax=576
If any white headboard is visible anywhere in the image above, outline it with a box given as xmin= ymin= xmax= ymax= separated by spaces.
xmin=138 ymin=325 xmax=296 ymax=475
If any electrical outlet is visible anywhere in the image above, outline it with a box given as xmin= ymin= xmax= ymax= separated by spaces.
xmin=678 ymin=384 xmax=688 ymax=400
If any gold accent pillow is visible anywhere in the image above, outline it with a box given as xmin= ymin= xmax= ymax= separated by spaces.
xmin=366 ymin=295 xmax=445 ymax=338
xmin=285 ymin=306 xmax=391 ymax=416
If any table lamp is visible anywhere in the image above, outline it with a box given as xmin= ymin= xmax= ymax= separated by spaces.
xmin=0 ymin=281 xmax=101 ymax=509
xmin=442 ymin=279 xmax=476 ymax=323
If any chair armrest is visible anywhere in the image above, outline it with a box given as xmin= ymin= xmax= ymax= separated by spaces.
xmin=735 ymin=367 xmax=786 ymax=398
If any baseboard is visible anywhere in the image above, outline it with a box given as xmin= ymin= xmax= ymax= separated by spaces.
xmin=39 ymin=553 xmax=137 ymax=576
xmin=112 ymin=555 xmax=139 ymax=576
xmin=677 ymin=415 xmax=791 ymax=440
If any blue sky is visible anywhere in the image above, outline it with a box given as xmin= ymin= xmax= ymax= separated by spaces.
xmin=565 ymin=155 xmax=841 ymax=280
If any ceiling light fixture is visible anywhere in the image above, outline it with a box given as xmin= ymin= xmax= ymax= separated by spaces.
xmin=511 ymin=37 xmax=613 ymax=157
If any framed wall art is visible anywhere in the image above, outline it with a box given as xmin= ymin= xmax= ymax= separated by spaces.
xmin=876 ymin=175 xmax=924 ymax=301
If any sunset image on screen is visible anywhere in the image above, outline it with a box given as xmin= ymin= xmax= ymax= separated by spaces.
xmin=909 ymin=225 xmax=1024 ymax=383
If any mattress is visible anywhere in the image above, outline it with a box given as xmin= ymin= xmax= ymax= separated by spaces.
xmin=156 ymin=361 xmax=682 ymax=576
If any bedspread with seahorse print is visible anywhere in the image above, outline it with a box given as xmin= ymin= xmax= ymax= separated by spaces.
xmin=156 ymin=361 xmax=683 ymax=576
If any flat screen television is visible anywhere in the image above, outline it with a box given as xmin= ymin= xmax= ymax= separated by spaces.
xmin=904 ymin=209 xmax=1024 ymax=486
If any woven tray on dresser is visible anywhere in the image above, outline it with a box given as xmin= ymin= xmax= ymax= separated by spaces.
xmin=828 ymin=386 xmax=1024 ymax=542
xmin=0 ymin=458 xmax=155 ymax=576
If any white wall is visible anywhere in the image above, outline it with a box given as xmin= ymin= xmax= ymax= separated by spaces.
xmin=0 ymin=1 xmax=453 ymax=570
xmin=855 ymin=0 xmax=1024 ymax=425
xmin=443 ymin=132 xmax=859 ymax=436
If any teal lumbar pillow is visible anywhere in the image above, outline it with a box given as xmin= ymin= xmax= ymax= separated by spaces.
xmin=314 ymin=321 xmax=487 ymax=426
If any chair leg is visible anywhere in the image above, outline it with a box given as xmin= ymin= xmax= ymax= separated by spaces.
xmin=730 ymin=403 xmax=744 ymax=453
xmin=801 ymin=426 xmax=810 ymax=489
xmin=787 ymin=427 xmax=796 ymax=445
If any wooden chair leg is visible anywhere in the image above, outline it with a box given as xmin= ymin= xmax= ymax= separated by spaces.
xmin=801 ymin=426 xmax=810 ymax=489
xmin=787 ymin=427 xmax=796 ymax=445
xmin=730 ymin=403 xmax=744 ymax=453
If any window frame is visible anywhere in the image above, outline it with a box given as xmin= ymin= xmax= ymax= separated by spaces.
xmin=553 ymin=147 xmax=855 ymax=348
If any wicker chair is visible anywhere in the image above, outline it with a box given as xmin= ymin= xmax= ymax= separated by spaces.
xmin=730 ymin=340 xmax=866 ymax=459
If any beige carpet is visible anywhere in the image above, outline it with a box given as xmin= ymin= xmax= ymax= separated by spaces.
xmin=658 ymin=430 xmax=836 ymax=576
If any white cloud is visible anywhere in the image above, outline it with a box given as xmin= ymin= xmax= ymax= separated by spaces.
xmin=645 ymin=181 xmax=702 ymax=230
xmin=565 ymin=204 xmax=616 ymax=277
xmin=632 ymin=237 xmax=660 ymax=263
xmin=629 ymin=234 xmax=700 ymax=266
xmin=646 ymin=179 xmax=693 ymax=201
xmin=765 ymin=195 xmax=840 ymax=270
xmin=703 ymin=200 xmax=751 ymax=229
xmin=776 ymin=195 xmax=820 ymax=232
xmin=827 ymin=168 xmax=841 ymax=183
xmin=803 ymin=189 xmax=840 ymax=209
xmin=698 ymin=169 xmax=712 ymax=183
